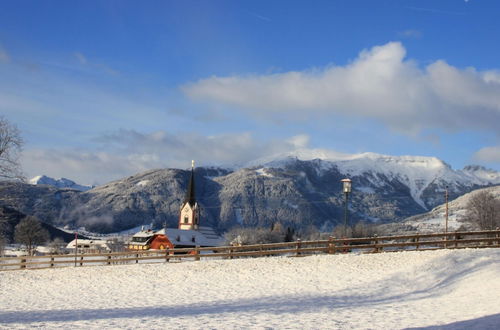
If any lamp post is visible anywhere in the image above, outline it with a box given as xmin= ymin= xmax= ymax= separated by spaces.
xmin=341 ymin=178 xmax=352 ymax=237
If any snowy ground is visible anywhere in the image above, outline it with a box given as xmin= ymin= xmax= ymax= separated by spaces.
xmin=1 ymin=249 xmax=499 ymax=329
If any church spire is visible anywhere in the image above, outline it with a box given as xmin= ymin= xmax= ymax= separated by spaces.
xmin=179 ymin=160 xmax=200 ymax=230
xmin=184 ymin=160 xmax=196 ymax=207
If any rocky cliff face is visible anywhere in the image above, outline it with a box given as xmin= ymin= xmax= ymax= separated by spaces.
xmin=1 ymin=154 xmax=499 ymax=234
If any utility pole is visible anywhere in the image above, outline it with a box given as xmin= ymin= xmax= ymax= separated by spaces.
xmin=445 ymin=186 xmax=449 ymax=235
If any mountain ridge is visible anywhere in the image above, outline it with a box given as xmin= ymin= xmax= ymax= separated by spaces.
xmin=29 ymin=175 xmax=94 ymax=192
xmin=2 ymin=153 xmax=498 ymax=234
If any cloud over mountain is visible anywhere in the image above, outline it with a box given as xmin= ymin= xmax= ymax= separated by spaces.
xmin=184 ymin=42 xmax=500 ymax=135
xmin=21 ymin=131 xmax=314 ymax=184
xmin=474 ymin=146 xmax=500 ymax=163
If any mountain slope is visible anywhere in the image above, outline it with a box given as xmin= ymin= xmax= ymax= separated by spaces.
xmin=394 ymin=185 xmax=500 ymax=233
xmin=1 ymin=153 xmax=499 ymax=234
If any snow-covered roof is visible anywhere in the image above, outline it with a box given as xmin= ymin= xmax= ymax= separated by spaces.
xmin=131 ymin=230 xmax=155 ymax=238
xmin=155 ymin=228 xmax=224 ymax=247
xmin=66 ymin=239 xmax=111 ymax=250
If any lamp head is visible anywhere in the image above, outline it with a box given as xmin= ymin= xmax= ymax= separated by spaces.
xmin=341 ymin=178 xmax=352 ymax=193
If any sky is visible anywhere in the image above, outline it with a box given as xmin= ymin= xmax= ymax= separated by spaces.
xmin=1 ymin=0 xmax=500 ymax=185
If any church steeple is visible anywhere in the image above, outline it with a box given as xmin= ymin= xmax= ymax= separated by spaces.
xmin=184 ymin=160 xmax=196 ymax=207
xmin=179 ymin=160 xmax=200 ymax=230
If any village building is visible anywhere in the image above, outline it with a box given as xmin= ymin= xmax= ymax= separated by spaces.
xmin=66 ymin=238 xmax=111 ymax=253
xmin=128 ymin=161 xmax=224 ymax=251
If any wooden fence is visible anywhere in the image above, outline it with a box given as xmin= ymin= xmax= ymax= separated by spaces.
xmin=1 ymin=229 xmax=499 ymax=271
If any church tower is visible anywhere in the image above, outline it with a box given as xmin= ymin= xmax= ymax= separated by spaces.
xmin=178 ymin=160 xmax=200 ymax=230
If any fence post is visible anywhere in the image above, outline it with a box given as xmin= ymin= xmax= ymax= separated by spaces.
xmin=80 ymin=256 xmax=83 ymax=266
xmin=373 ymin=234 xmax=379 ymax=253
xmin=50 ymin=256 xmax=54 ymax=268
xmin=415 ymin=235 xmax=420 ymax=250
xmin=328 ymin=236 xmax=334 ymax=254
xmin=454 ymin=233 xmax=459 ymax=248
xmin=496 ymin=228 xmax=500 ymax=246
xmin=195 ymin=245 xmax=200 ymax=261
xmin=296 ymin=239 xmax=301 ymax=257
xmin=20 ymin=257 xmax=26 ymax=269
xmin=165 ymin=248 xmax=170 ymax=262
xmin=229 ymin=247 xmax=233 ymax=260
xmin=107 ymin=253 xmax=111 ymax=265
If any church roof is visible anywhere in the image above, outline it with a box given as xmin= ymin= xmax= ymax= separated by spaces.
xmin=155 ymin=228 xmax=224 ymax=247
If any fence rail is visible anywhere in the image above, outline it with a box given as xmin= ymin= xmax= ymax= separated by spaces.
xmin=1 ymin=229 xmax=499 ymax=271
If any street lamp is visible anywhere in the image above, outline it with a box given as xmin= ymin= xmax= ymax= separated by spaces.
xmin=341 ymin=178 xmax=352 ymax=237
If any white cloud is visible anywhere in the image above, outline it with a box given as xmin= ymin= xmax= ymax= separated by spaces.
xmin=184 ymin=42 xmax=500 ymax=135
xmin=473 ymin=146 xmax=500 ymax=163
xmin=21 ymin=148 xmax=156 ymax=185
xmin=22 ymin=130 xmax=312 ymax=185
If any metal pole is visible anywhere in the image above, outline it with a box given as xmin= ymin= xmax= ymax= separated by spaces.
xmin=344 ymin=192 xmax=349 ymax=237
xmin=445 ymin=187 xmax=449 ymax=235
xmin=74 ymin=232 xmax=78 ymax=267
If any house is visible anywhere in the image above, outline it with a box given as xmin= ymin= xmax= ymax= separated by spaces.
xmin=66 ymin=239 xmax=111 ymax=253
xmin=127 ymin=228 xmax=174 ymax=250
xmin=128 ymin=161 xmax=224 ymax=251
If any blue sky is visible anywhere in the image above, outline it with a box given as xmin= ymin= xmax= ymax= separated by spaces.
xmin=1 ymin=0 xmax=500 ymax=184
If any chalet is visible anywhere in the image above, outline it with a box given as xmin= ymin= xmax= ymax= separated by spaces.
xmin=128 ymin=161 xmax=224 ymax=251
xmin=127 ymin=228 xmax=174 ymax=250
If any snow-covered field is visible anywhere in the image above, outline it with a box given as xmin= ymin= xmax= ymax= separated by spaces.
xmin=1 ymin=249 xmax=499 ymax=329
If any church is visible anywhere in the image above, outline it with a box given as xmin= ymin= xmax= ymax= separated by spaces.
xmin=128 ymin=161 xmax=224 ymax=250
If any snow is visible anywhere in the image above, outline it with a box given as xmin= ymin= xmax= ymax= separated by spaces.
xmin=135 ymin=180 xmax=150 ymax=187
xmin=234 ymin=208 xmax=244 ymax=225
xmin=29 ymin=175 xmax=93 ymax=192
xmin=356 ymin=186 xmax=376 ymax=194
xmin=283 ymin=199 xmax=299 ymax=209
xmin=156 ymin=228 xmax=225 ymax=247
xmin=403 ymin=185 xmax=500 ymax=232
xmin=1 ymin=248 xmax=499 ymax=329
xmin=246 ymin=149 xmax=500 ymax=210
xmin=255 ymin=168 xmax=273 ymax=177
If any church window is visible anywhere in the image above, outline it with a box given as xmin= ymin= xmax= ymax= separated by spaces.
xmin=184 ymin=215 xmax=189 ymax=224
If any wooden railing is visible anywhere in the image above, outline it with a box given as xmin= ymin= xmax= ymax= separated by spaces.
xmin=1 ymin=229 xmax=499 ymax=271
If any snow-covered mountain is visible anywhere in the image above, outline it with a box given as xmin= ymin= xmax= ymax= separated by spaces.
xmin=251 ymin=150 xmax=500 ymax=210
xmin=29 ymin=175 xmax=94 ymax=192
xmin=1 ymin=153 xmax=498 ymax=234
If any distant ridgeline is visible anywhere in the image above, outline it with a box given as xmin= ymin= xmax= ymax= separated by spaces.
xmin=1 ymin=153 xmax=499 ymax=234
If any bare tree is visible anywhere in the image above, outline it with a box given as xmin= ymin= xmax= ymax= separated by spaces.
xmin=466 ymin=191 xmax=500 ymax=230
xmin=225 ymin=227 xmax=283 ymax=245
xmin=332 ymin=224 xmax=353 ymax=238
xmin=14 ymin=216 xmax=49 ymax=256
xmin=0 ymin=211 xmax=8 ymax=256
xmin=352 ymin=221 xmax=376 ymax=238
xmin=0 ymin=116 xmax=24 ymax=180
xmin=48 ymin=237 xmax=66 ymax=254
